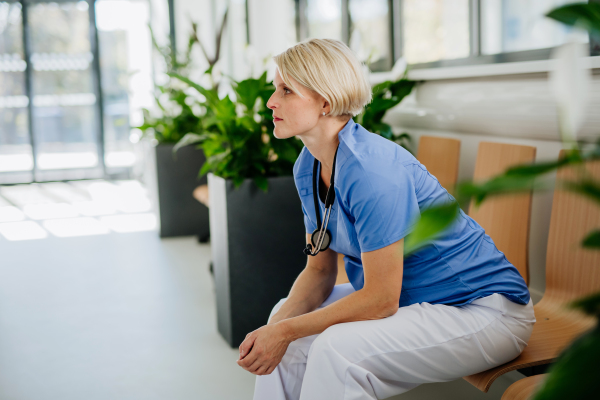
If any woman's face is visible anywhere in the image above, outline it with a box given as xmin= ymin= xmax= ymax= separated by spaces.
xmin=267 ymin=69 xmax=328 ymax=139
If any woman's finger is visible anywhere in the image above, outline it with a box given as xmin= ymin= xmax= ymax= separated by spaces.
xmin=238 ymin=346 xmax=259 ymax=369
xmin=247 ymin=357 xmax=264 ymax=374
xmin=238 ymin=335 xmax=256 ymax=360
xmin=255 ymin=365 xmax=268 ymax=375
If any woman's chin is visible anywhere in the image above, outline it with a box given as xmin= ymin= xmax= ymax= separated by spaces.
xmin=273 ymin=128 xmax=289 ymax=140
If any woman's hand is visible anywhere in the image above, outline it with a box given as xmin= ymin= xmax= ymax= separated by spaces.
xmin=237 ymin=322 xmax=293 ymax=375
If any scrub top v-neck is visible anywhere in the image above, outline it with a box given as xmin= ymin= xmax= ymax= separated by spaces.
xmin=293 ymin=118 xmax=530 ymax=308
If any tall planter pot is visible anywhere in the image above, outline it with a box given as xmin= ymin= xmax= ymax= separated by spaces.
xmin=208 ymin=173 xmax=306 ymax=347
xmin=155 ymin=144 xmax=210 ymax=238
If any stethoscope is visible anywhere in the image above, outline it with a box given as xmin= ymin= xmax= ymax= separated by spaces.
xmin=303 ymin=145 xmax=339 ymax=256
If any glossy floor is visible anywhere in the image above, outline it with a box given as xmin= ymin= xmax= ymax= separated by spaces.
xmin=0 ymin=230 xmax=524 ymax=400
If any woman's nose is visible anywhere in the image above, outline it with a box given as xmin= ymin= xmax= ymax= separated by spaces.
xmin=267 ymin=94 xmax=276 ymax=110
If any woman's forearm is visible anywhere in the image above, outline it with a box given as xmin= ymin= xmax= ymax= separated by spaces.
xmin=277 ymin=287 xmax=399 ymax=341
xmin=268 ymin=264 xmax=337 ymax=325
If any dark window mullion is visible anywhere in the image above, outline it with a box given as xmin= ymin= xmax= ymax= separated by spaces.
xmin=341 ymin=0 xmax=349 ymax=44
xmin=297 ymin=0 xmax=307 ymax=41
xmin=20 ymin=0 xmax=37 ymax=182
xmin=391 ymin=0 xmax=402 ymax=62
xmin=88 ymin=0 xmax=106 ymax=177
xmin=469 ymin=0 xmax=481 ymax=57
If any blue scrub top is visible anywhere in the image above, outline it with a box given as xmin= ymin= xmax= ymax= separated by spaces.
xmin=293 ymin=118 xmax=530 ymax=307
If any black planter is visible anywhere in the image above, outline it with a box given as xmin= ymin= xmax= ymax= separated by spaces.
xmin=208 ymin=173 xmax=306 ymax=347
xmin=155 ymin=144 xmax=210 ymax=238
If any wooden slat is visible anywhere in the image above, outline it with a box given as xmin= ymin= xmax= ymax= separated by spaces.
xmin=464 ymin=152 xmax=600 ymax=392
xmin=416 ymin=136 xmax=461 ymax=190
xmin=501 ymin=374 xmax=547 ymax=400
xmin=468 ymin=142 xmax=536 ymax=285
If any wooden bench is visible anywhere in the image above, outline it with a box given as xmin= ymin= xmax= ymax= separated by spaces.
xmin=468 ymin=141 xmax=536 ymax=285
xmin=501 ymin=374 xmax=547 ymax=400
xmin=464 ymin=151 xmax=600 ymax=392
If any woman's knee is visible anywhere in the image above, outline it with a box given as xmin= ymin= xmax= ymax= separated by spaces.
xmin=268 ymin=298 xmax=287 ymax=323
xmin=308 ymin=323 xmax=359 ymax=362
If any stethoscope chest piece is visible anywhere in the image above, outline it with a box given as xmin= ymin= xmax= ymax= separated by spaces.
xmin=311 ymin=228 xmax=331 ymax=251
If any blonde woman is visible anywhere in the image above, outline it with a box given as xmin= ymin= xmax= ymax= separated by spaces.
xmin=236 ymin=39 xmax=535 ymax=400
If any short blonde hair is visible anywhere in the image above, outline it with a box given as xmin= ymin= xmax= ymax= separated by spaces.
xmin=273 ymin=38 xmax=372 ymax=117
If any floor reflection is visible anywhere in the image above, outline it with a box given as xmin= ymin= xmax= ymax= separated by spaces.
xmin=0 ymin=180 xmax=156 ymax=241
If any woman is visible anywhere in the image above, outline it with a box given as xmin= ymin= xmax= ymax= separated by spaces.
xmin=237 ymin=38 xmax=535 ymax=400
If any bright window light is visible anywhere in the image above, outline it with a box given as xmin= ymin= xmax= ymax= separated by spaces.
xmin=0 ymin=206 xmax=26 ymax=223
xmin=38 ymin=182 xmax=90 ymax=203
xmin=0 ymin=184 xmax=57 ymax=207
xmin=0 ymin=221 xmax=48 ymax=241
xmin=100 ymin=213 xmax=157 ymax=233
xmin=23 ymin=203 xmax=80 ymax=220
xmin=105 ymin=151 xmax=136 ymax=167
xmin=72 ymin=201 xmax=117 ymax=217
xmin=43 ymin=217 xmax=110 ymax=237
xmin=0 ymin=154 xmax=34 ymax=172
xmin=37 ymin=152 xmax=98 ymax=170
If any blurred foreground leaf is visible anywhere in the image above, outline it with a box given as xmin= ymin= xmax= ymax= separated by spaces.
xmin=532 ymin=321 xmax=600 ymax=400
xmin=582 ymin=230 xmax=600 ymax=249
xmin=404 ymin=201 xmax=459 ymax=256
xmin=571 ymin=291 xmax=600 ymax=317
xmin=546 ymin=3 xmax=600 ymax=35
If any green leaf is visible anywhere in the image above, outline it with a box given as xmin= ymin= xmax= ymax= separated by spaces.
xmin=582 ymin=230 xmax=600 ymax=249
xmin=168 ymin=72 xmax=221 ymax=106
xmin=173 ymin=133 xmax=211 ymax=154
xmin=404 ymin=201 xmax=460 ymax=255
xmin=254 ymin=176 xmax=269 ymax=192
xmin=546 ymin=3 xmax=600 ymax=35
xmin=531 ymin=321 xmax=600 ymax=400
xmin=457 ymin=174 xmax=547 ymax=206
xmin=504 ymin=156 xmax=576 ymax=177
xmin=570 ymin=291 xmax=600 ymax=317
xmin=562 ymin=179 xmax=600 ymax=205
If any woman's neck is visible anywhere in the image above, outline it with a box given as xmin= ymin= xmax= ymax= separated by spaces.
xmin=299 ymin=117 xmax=351 ymax=179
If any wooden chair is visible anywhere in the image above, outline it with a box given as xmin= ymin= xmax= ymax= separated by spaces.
xmin=468 ymin=142 xmax=537 ymax=285
xmin=416 ymin=136 xmax=461 ymax=191
xmin=501 ymin=374 xmax=547 ymax=400
xmin=464 ymin=151 xmax=600 ymax=392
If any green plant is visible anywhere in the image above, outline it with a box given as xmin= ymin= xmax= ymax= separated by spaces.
xmin=171 ymin=71 xmax=304 ymax=191
xmin=401 ymin=3 xmax=600 ymax=398
xmin=136 ymin=10 xmax=229 ymax=144
xmin=171 ymin=68 xmax=416 ymax=191
xmin=356 ymin=76 xmax=417 ymax=153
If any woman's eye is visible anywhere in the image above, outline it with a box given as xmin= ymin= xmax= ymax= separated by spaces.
xmin=283 ymin=88 xmax=291 ymax=94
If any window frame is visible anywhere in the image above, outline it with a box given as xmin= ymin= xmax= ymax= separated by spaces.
xmin=294 ymin=0 xmax=600 ymax=73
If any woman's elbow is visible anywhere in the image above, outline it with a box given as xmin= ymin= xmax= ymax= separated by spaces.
xmin=373 ymin=298 xmax=399 ymax=319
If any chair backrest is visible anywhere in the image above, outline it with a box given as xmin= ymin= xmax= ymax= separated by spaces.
xmin=416 ymin=136 xmax=461 ymax=191
xmin=468 ymin=142 xmax=536 ymax=285
xmin=545 ymin=150 xmax=600 ymax=303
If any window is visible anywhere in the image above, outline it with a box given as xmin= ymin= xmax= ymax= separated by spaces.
xmin=0 ymin=0 xmax=153 ymax=184
xmin=0 ymin=1 xmax=32 ymax=181
xmin=402 ymin=0 xmax=470 ymax=64
xmin=349 ymin=0 xmax=393 ymax=71
xmin=293 ymin=0 xmax=598 ymax=73
xmin=480 ymin=0 xmax=589 ymax=56
xmin=306 ymin=0 xmax=343 ymax=41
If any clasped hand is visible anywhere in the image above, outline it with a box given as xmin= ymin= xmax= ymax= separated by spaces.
xmin=237 ymin=322 xmax=292 ymax=375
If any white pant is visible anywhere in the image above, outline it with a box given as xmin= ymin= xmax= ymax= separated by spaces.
xmin=253 ymin=283 xmax=535 ymax=400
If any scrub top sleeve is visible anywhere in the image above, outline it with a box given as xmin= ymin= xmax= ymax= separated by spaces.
xmin=342 ymin=160 xmax=420 ymax=253
xmin=302 ymin=203 xmax=317 ymax=234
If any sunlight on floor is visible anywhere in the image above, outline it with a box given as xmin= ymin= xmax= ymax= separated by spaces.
xmin=0 ymin=180 xmax=156 ymax=241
